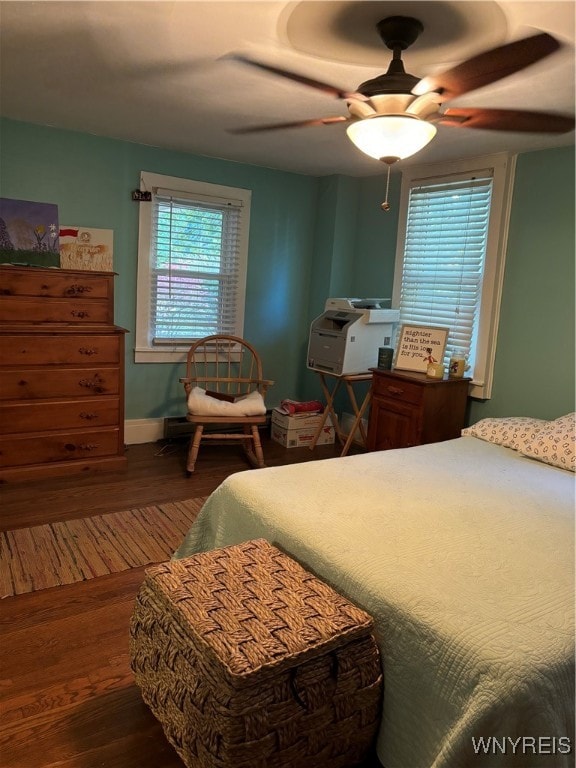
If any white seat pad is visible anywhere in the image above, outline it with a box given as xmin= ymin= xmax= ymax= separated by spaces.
xmin=187 ymin=387 xmax=266 ymax=417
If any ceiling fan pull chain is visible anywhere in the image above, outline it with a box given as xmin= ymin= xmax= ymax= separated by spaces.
xmin=381 ymin=163 xmax=392 ymax=212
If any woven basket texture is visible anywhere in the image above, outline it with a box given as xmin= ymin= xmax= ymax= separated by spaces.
xmin=130 ymin=538 xmax=383 ymax=768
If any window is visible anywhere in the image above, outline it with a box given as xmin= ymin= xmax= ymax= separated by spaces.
xmin=136 ymin=171 xmax=251 ymax=363
xmin=392 ymin=153 xmax=516 ymax=398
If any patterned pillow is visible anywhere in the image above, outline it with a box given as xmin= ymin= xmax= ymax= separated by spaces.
xmin=517 ymin=413 xmax=575 ymax=472
xmin=462 ymin=416 xmax=549 ymax=450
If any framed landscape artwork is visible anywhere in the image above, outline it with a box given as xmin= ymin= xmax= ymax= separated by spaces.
xmin=0 ymin=197 xmax=60 ymax=267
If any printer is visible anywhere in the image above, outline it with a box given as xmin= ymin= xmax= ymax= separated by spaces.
xmin=307 ymin=298 xmax=400 ymax=375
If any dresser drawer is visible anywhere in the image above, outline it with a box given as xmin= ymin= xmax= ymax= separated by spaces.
xmin=0 ymin=296 xmax=113 ymax=324
xmin=0 ymin=398 xmax=120 ymax=435
xmin=0 ymin=267 xmax=112 ymax=300
xmin=0 ymin=428 xmax=122 ymax=468
xmin=0 ymin=334 xmax=121 ymax=365
xmin=0 ymin=367 xmax=120 ymax=400
xmin=372 ymin=373 xmax=424 ymax=405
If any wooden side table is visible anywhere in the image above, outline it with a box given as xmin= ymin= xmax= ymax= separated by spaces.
xmin=367 ymin=369 xmax=470 ymax=451
xmin=309 ymin=371 xmax=373 ymax=456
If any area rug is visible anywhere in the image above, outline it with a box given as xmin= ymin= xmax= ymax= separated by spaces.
xmin=0 ymin=497 xmax=207 ymax=598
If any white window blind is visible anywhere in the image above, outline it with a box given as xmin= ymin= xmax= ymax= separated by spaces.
xmin=150 ymin=189 xmax=244 ymax=345
xmin=397 ymin=171 xmax=493 ymax=369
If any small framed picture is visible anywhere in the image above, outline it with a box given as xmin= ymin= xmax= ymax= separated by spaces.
xmin=394 ymin=324 xmax=449 ymax=373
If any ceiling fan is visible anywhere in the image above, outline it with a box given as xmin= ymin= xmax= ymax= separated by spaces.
xmin=227 ymin=16 xmax=575 ymax=165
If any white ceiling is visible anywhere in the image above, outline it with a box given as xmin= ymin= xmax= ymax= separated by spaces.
xmin=1 ymin=0 xmax=574 ymax=177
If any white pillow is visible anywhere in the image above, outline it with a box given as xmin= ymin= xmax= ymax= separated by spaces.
xmin=187 ymin=387 xmax=266 ymax=417
xmin=462 ymin=416 xmax=549 ymax=451
xmin=517 ymin=413 xmax=575 ymax=472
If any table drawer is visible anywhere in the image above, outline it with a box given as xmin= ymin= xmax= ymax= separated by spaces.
xmin=0 ymin=268 xmax=112 ymax=300
xmin=0 ymin=398 xmax=120 ymax=435
xmin=372 ymin=374 xmax=424 ymax=405
xmin=0 ymin=334 xmax=121 ymax=365
xmin=0 ymin=428 xmax=121 ymax=468
xmin=0 ymin=296 xmax=113 ymax=324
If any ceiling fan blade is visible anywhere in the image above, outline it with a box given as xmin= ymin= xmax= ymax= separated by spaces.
xmin=225 ymin=54 xmax=367 ymax=101
xmin=229 ymin=116 xmax=351 ymax=135
xmin=438 ymin=107 xmax=575 ymax=133
xmin=413 ymin=32 xmax=561 ymax=101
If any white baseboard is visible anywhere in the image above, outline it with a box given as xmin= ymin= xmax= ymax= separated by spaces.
xmin=340 ymin=411 xmax=369 ymax=441
xmin=125 ymin=418 xmax=164 ymax=445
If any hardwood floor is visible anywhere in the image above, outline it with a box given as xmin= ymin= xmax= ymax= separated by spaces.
xmin=0 ymin=434 xmax=350 ymax=531
xmin=0 ymin=436 xmax=382 ymax=768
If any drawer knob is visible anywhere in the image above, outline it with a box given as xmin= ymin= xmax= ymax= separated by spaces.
xmin=64 ymin=443 xmax=99 ymax=452
xmin=79 ymin=412 xmax=98 ymax=420
xmin=387 ymin=386 xmax=404 ymax=395
xmin=79 ymin=347 xmax=98 ymax=356
xmin=66 ymin=284 xmax=92 ymax=296
xmin=72 ymin=310 xmax=90 ymax=319
xmin=79 ymin=377 xmax=105 ymax=393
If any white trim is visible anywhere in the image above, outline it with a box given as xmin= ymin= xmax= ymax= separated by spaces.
xmin=135 ymin=171 xmax=251 ymax=364
xmin=392 ymin=152 xmax=516 ymax=399
xmin=341 ymin=411 xmax=369 ymax=442
xmin=134 ymin=347 xmax=189 ymax=364
xmin=475 ymin=154 xmax=516 ymax=400
xmin=125 ymin=418 xmax=164 ymax=444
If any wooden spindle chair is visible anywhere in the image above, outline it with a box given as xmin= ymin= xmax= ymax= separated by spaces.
xmin=179 ymin=335 xmax=274 ymax=475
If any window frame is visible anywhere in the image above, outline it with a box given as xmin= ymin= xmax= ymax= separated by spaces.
xmin=135 ymin=171 xmax=251 ymax=363
xmin=392 ymin=152 xmax=516 ymax=399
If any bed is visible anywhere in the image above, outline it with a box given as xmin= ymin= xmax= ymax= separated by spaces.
xmin=174 ymin=418 xmax=575 ymax=768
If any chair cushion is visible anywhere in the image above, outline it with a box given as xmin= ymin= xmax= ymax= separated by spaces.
xmin=187 ymin=387 xmax=267 ymax=417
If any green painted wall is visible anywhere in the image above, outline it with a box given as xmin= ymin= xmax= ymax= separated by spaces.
xmin=0 ymin=118 xmax=319 ymax=418
xmin=1 ymin=118 xmax=573 ymax=425
xmin=468 ymin=145 xmax=575 ymax=422
xmin=352 ymin=172 xmax=400 ymax=300
xmin=301 ymin=174 xmax=363 ymax=400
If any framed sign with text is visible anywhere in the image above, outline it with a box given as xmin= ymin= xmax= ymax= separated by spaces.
xmin=394 ymin=324 xmax=450 ymax=373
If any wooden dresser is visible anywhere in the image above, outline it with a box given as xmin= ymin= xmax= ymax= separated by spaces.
xmin=367 ymin=368 xmax=470 ymax=452
xmin=0 ymin=265 xmax=127 ymax=482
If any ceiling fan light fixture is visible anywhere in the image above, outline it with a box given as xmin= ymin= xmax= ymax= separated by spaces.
xmin=346 ymin=115 xmax=437 ymax=161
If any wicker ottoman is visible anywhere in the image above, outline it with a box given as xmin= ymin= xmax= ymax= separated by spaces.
xmin=130 ymin=538 xmax=383 ymax=768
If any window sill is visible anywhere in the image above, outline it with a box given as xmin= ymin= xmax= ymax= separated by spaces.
xmin=134 ymin=346 xmax=242 ymax=364
xmin=469 ymin=380 xmax=489 ymax=400
xmin=134 ymin=347 xmax=189 ymax=364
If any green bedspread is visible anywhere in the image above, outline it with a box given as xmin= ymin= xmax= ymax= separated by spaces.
xmin=174 ymin=437 xmax=575 ymax=768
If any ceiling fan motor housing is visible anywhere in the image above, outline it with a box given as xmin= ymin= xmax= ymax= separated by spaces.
xmin=358 ymin=69 xmax=421 ymax=97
